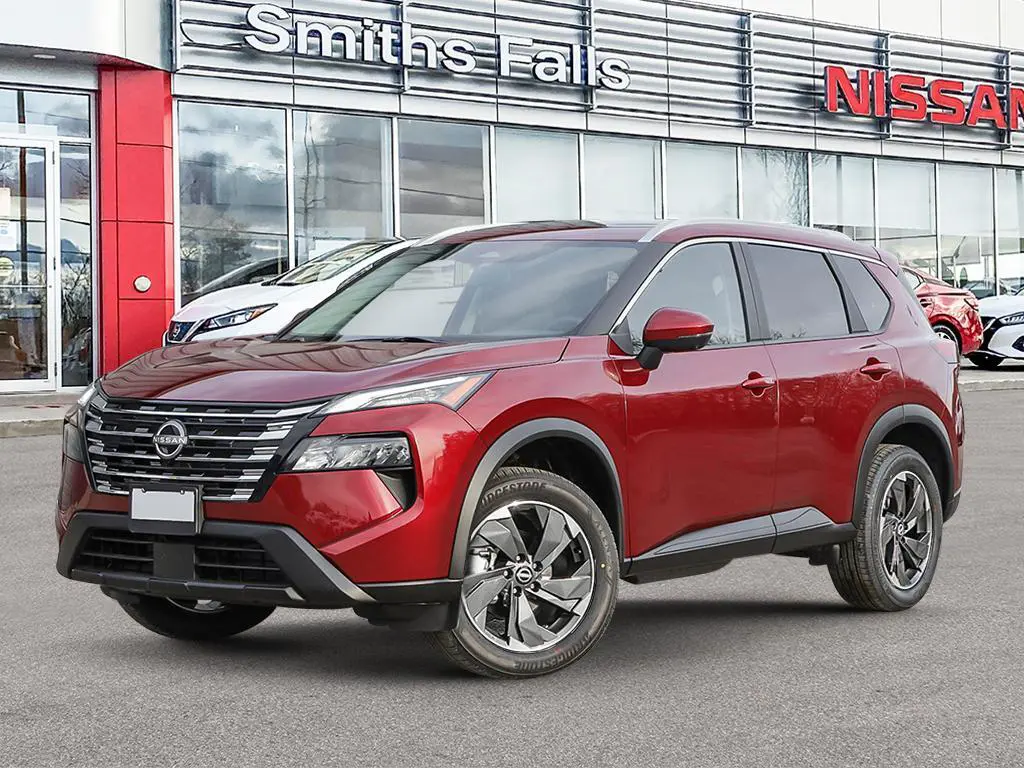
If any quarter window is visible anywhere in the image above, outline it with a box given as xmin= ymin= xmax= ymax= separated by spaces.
xmin=746 ymin=244 xmax=849 ymax=341
xmin=835 ymin=256 xmax=892 ymax=332
xmin=620 ymin=243 xmax=748 ymax=353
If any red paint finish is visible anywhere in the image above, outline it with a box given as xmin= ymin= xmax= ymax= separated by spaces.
xmin=613 ymin=343 xmax=779 ymax=554
xmin=907 ymin=267 xmax=984 ymax=355
xmin=642 ymin=308 xmax=713 ymax=344
xmin=766 ymin=336 xmax=904 ymax=523
xmin=824 ymin=65 xmax=1024 ymax=130
xmin=98 ymin=67 xmax=175 ymax=374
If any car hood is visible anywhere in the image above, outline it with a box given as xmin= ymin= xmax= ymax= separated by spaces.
xmin=99 ymin=337 xmax=570 ymax=403
xmin=976 ymin=295 xmax=1024 ymax=318
xmin=173 ymin=283 xmax=316 ymax=322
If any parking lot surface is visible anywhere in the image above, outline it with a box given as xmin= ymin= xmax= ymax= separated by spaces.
xmin=2 ymin=390 xmax=1021 ymax=767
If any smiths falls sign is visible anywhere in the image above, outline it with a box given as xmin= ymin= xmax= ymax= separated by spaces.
xmin=243 ymin=3 xmax=632 ymax=91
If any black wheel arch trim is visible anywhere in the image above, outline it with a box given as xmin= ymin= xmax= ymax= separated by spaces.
xmin=856 ymin=404 xmax=956 ymax=524
xmin=448 ymin=418 xmax=625 ymax=579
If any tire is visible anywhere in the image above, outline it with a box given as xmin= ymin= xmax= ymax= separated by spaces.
xmin=932 ymin=323 xmax=961 ymax=357
xmin=967 ymin=353 xmax=1003 ymax=370
xmin=829 ymin=445 xmax=943 ymax=611
xmin=118 ymin=595 xmax=275 ymax=641
xmin=432 ymin=466 xmax=619 ymax=678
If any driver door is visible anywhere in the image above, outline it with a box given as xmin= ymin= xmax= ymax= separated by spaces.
xmin=610 ymin=242 xmax=779 ymax=557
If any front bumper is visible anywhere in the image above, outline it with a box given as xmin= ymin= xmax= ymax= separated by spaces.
xmin=978 ymin=322 xmax=1024 ymax=359
xmin=57 ymin=512 xmax=461 ymax=612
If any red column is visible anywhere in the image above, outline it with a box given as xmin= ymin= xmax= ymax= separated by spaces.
xmin=98 ymin=67 xmax=175 ymax=373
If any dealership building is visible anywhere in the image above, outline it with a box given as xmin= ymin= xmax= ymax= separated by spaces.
xmin=4 ymin=0 xmax=1024 ymax=391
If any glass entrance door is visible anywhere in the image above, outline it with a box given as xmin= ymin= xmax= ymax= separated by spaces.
xmin=0 ymin=138 xmax=57 ymax=392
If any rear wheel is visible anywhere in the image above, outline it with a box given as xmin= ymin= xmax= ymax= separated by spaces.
xmin=117 ymin=595 xmax=275 ymax=640
xmin=829 ymin=445 xmax=943 ymax=611
xmin=432 ymin=466 xmax=618 ymax=678
xmin=932 ymin=323 xmax=961 ymax=357
xmin=967 ymin=353 xmax=1003 ymax=370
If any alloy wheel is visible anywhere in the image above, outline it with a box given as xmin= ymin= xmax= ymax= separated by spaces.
xmin=461 ymin=501 xmax=595 ymax=652
xmin=879 ymin=471 xmax=934 ymax=590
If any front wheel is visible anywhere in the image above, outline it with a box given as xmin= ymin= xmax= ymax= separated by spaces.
xmin=432 ymin=466 xmax=619 ymax=678
xmin=829 ymin=445 xmax=943 ymax=611
xmin=118 ymin=595 xmax=275 ymax=640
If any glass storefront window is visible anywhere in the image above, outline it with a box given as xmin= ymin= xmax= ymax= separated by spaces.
xmin=997 ymin=169 xmax=1024 ymax=296
xmin=495 ymin=129 xmax=580 ymax=221
xmin=294 ymin=111 xmax=390 ymax=264
xmin=877 ymin=159 xmax=937 ymax=275
xmin=59 ymin=145 xmax=92 ymax=386
xmin=398 ymin=120 xmax=486 ymax=238
xmin=938 ymin=165 xmax=994 ymax=289
xmin=811 ymin=154 xmax=874 ymax=242
xmin=665 ymin=143 xmax=738 ymax=219
xmin=741 ymin=148 xmax=808 ymax=225
xmin=0 ymin=145 xmax=48 ymax=381
xmin=584 ymin=136 xmax=660 ymax=220
xmin=178 ymin=102 xmax=288 ymax=304
xmin=0 ymin=88 xmax=90 ymax=138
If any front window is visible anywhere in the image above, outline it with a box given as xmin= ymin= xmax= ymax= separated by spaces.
xmin=282 ymin=240 xmax=641 ymax=342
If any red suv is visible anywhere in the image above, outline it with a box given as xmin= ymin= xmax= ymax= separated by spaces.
xmin=56 ymin=221 xmax=964 ymax=678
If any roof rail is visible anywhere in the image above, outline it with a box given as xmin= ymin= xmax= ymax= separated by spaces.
xmin=419 ymin=220 xmax=606 ymax=246
xmin=638 ymin=220 xmax=689 ymax=243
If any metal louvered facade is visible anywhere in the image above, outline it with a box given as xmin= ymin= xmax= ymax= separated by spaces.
xmin=174 ymin=0 xmax=1024 ymax=159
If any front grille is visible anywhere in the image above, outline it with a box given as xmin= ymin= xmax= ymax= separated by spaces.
xmin=84 ymin=396 xmax=321 ymax=501
xmin=166 ymin=321 xmax=196 ymax=344
xmin=77 ymin=530 xmax=155 ymax=575
xmin=194 ymin=537 xmax=289 ymax=586
xmin=74 ymin=529 xmax=290 ymax=588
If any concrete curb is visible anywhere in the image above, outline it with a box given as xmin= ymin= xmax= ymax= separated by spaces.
xmin=960 ymin=379 xmax=1024 ymax=392
xmin=0 ymin=419 xmax=65 ymax=439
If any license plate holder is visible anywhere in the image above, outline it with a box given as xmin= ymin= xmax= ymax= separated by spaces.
xmin=130 ymin=485 xmax=203 ymax=535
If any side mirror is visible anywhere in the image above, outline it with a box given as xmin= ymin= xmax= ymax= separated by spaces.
xmin=638 ymin=308 xmax=714 ymax=370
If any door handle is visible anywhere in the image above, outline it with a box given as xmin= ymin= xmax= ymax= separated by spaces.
xmin=742 ymin=375 xmax=776 ymax=393
xmin=919 ymin=297 xmax=934 ymax=308
xmin=859 ymin=360 xmax=894 ymax=379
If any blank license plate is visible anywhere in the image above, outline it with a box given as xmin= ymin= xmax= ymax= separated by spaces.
xmin=130 ymin=487 xmax=200 ymax=526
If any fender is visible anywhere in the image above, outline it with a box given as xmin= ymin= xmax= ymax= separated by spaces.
xmin=855 ymin=404 xmax=954 ymax=525
xmin=448 ymin=418 xmax=625 ymax=579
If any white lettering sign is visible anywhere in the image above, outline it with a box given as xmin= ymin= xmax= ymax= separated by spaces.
xmin=242 ymin=3 xmax=631 ymax=91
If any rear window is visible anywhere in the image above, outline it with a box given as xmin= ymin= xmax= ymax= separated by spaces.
xmin=835 ymin=256 xmax=892 ymax=332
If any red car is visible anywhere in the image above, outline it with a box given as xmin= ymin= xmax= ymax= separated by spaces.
xmin=903 ymin=267 xmax=983 ymax=356
xmin=56 ymin=221 xmax=964 ymax=678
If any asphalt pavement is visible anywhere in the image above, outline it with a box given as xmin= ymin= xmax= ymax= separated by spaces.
xmin=2 ymin=391 xmax=1022 ymax=767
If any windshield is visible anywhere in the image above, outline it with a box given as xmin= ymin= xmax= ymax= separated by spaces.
xmin=269 ymin=241 xmax=395 ymax=286
xmin=281 ymin=240 xmax=641 ymax=342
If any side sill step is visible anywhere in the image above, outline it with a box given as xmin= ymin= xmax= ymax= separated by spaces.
xmin=623 ymin=508 xmax=855 ymax=585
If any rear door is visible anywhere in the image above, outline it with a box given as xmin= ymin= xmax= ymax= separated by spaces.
xmin=742 ymin=243 xmax=903 ymax=525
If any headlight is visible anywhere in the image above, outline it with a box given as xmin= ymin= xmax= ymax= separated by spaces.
xmin=1000 ymin=312 xmax=1024 ymax=326
xmin=65 ymin=381 xmax=98 ymax=428
xmin=318 ymin=373 xmax=492 ymax=416
xmin=284 ymin=435 xmax=412 ymax=473
xmin=62 ymin=423 xmax=87 ymax=463
xmin=202 ymin=305 xmax=277 ymax=331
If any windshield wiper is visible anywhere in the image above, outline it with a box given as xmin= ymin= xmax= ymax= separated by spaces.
xmin=343 ymin=336 xmax=445 ymax=344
